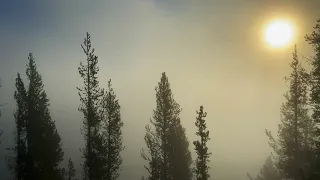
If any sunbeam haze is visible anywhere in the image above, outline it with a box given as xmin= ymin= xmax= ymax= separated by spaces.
xmin=1 ymin=0 xmax=320 ymax=180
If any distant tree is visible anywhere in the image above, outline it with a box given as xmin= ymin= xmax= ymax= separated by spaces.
xmin=246 ymin=156 xmax=281 ymax=180
xmin=246 ymin=172 xmax=255 ymax=180
xmin=77 ymin=32 xmax=105 ymax=180
xmin=68 ymin=158 xmax=77 ymax=180
xmin=193 ymin=106 xmax=211 ymax=180
xmin=141 ymin=72 xmax=193 ymax=180
xmin=266 ymin=46 xmax=316 ymax=180
xmin=0 ymin=79 xmax=4 ymax=144
xmin=256 ymin=156 xmax=281 ymax=180
xmin=305 ymin=18 xmax=320 ymax=179
xmin=100 ymin=80 xmax=124 ymax=180
xmin=8 ymin=53 xmax=65 ymax=180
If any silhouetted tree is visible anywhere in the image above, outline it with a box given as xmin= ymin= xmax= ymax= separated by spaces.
xmin=194 ymin=106 xmax=211 ymax=180
xmin=68 ymin=158 xmax=77 ymax=180
xmin=101 ymin=80 xmax=124 ymax=180
xmin=266 ymin=46 xmax=315 ymax=180
xmin=7 ymin=53 xmax=65 ymax=180
xmin=246 ymin=156 xmax=281 ymax=180
xmin=141 ymin=72 xmax=192 ymax=180
xmin=77 ymin=32 xmax=105 ymax=180
xmin=0 ymin=79 xmax=4 ymax=144
xmin=305 ymin=18 xmax=320 ymax=179
xmin=12 ymin=73 xmax=28 ymax=180
xmin=256 ymin=156 xmax=281 ymax=180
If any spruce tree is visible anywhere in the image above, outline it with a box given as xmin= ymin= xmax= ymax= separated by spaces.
xmin=27 ymin=53 xmax=65 ymax=180
xmin=13 ymin=73 xmax=28 ymax=180
xmin=68 ymin=158 xmax=77 ymax=180
xmin=256 ymin=156 xmax=281 ymax=180
xmin=141 ymin=72 xmax=192 ymax=180
xmin=7 ymin=53 xmax=64 ymax=180
xmin=246 ymin=156 xmax=281 ymax=180
xmin=266 ymin=46 xmax=315 ymax=180
xmin=101 ymin=80 xmax=124 ymax=180
xmin=305 ymin=18 xmax=320 ymax=179
xmin=193 ymin=106 xmax=211 ymax=180
xmin=0 ymin=79 xmax=4 ymax=144
xmin=77 ymin=32 xmax=105 ymax=180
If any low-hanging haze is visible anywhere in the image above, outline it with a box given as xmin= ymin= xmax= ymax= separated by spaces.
xmin=1 ymin=0 xmax=320 ymax=180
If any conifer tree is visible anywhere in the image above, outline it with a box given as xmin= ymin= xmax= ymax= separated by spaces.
xmin=193 ymin=106 xmax=211 ymax=180
xmin=27 ymin=53 xmax=65 ymax=180
xmin=68 ymin=158 xmax=77 ymax=180
xmin=266 ymin=46 xmax=315 ymax=180
xmin=77 ymin=32 xmax=105 ymax=180
xmin=7 ymin=53 xmax=65 ymax=180
xmin=246 ymin=156 xmax=281 ymax=180
xmin=305 ymin=18 xmax=320 ymax=179
xmin=0 ymin=79 xmax=4 ymax=144
xmin=141 ymin=72 xmax=192 ymax=180
xmin=101 ymin=80 xmax=124 ymax=180
xmin=255 ymin=156 xmax=281 ymax=180
xmin=13 ymin=73 xmax=28 ymax=180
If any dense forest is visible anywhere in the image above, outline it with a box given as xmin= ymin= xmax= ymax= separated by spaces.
xmin=0 ymin=18 xmax=320 ymax=180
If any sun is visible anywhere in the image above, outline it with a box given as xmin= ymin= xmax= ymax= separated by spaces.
xmin=264 ymin=20 xmax=294 ymax=48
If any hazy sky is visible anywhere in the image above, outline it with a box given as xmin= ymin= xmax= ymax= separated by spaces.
xmin=1 ymin=0 xmax=320 ymax=180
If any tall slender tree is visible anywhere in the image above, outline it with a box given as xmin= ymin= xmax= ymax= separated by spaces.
xmin=0 ymin=79 xmax=4 ymax=144
xmin=13 ymin=73 xmax=28 ymax=180
xmin=141 ymin=72 xmax=192 ymax=180
xmin=27 ymin=53 xmax=65 ymax=180
xmin=266 ymin=46 xmax=315 ymax=180
xmin=193 ymin=106 xmax=211 ymax=180
xmin=101 ymin=80 xmax=124 ymax=180
xmin=7 ymin=53 xmax=65 ymax=180
xmin=305 ymin=18 xmax=320 ymax=179
xmin=77 ymin=32 xmax=105 ymax=180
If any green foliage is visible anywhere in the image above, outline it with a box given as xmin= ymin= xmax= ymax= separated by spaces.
xmin=77 ymin=32 xmax=104 ymax=180
xmin=266 ymin=46 xmax=316 ymax=180
xmin=100 ymin=80 xmax=124 ymax=180
xmin=141 ymin=72 xmax=192 ymax=180
xmin=194 ymin=106 xmax=211 ymax=180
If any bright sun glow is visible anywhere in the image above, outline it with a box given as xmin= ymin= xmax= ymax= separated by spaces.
xmin=265 ymin=20 xmax=294 ymax=48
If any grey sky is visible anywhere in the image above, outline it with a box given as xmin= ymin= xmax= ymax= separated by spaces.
xmin=1 ymin=0 xmax=320 ymax=180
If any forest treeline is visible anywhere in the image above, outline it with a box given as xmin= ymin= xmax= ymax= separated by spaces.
xmin=0 ymin=19 xmax=320 ymax=180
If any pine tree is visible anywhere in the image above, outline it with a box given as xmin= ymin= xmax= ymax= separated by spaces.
xmin=7 ymin=53 xmax=65 ymax=180
xmin=141 ymin=72 xmax=192 ymax=180
xmin=68 ymin=158 xmax=77 ymax=180
xmin=193 ymin=106 xmax=211 ymax=180
xmin=77 ymin=32 xmax=105 ymax=180
xmin=13 ymin=73 xmax=28 ymax=180
xmin=0 ymin=79 xmax=4 ymax=144
xmin=101 ymin=80 xmax=124 ymax=180
xmin=305 ymin=18 xmax=320 ymax=179
xmin=266 ymin=46 xmax=315 ymax=180
xmin=246 ymin=156 xmax=281 ymax=180
xmin=256 ymin=156 xmax=281 ymax=180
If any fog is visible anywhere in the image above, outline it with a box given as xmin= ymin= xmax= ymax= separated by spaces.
xmin=1 ymin=0 xmax=320 ymax=180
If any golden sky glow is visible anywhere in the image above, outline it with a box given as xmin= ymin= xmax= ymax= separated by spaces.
xmin=264 ymin=19 xmax=295 ymax=48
